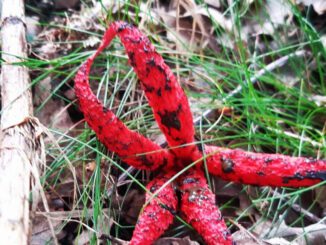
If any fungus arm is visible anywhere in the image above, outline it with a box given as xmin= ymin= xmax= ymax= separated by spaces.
xmin=75 ymin=32 xmax=174 ymax=171
xmin=103 ymin=21 xmax=201 ymax=160
xmin=205 ymin=145 xmax=326 ymax=187
xmin=130 ymin=173 xmax=178 ymax=245
xmin=179 ymin=169 xmax=233 ymax=245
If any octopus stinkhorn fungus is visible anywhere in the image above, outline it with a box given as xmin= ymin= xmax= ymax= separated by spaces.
xmin=75 ymin=21 xmax=326 ymax=245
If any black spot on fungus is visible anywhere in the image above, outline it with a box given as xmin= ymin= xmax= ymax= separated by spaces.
xmin=146 ymin=57 xmax=156 ymax=67
xmin=161 ymin=157 xmax=168 ymax=168
xmin=257 ymin=171 xmax=265 ymax=176
xmin=183 ymin=177 xmax=199 ymax=184
xmin=139 ymin=155 xmax=153 ymax=167
xmin=156 ymin=88 xmax=162 ymax=96
xmin=282 ymin=170 xmax=326 ymax=184
xmin=306 ymin=170 xmax=326 ymax=180
xmin=146 ymin=67 xmax=151 ymax=76
xmin=155 ymin=157 xmax=169 ymax=173
xmin=118 ymin=142 xmax=131 ymax=151
xmin=264 ymin=157 xmax=273 ymax=164
xmin=196 ymin=142 xmax=204 ymax=152
xmin=222 ymin=229 xmax=232 ymax=240
xmin=171 ymin=136 xmax=182 ymax=142
xmin=160 ymin=204 xmax=177 ymax=215
xmin=282 ymin=177 xmax=290 ymax=184
xmin=157 ymin=64 xmax=165 ymax=73
xmin=150 ymin=184 xmax=158 ymax=193
xmin=116 ymin=22 xmax=133 ymax=32
xmin=165 ymin=81 xmax=172 ymax=91
xmin=293 ymin=172 xmax=305 ymax=180
xmin=142 ymin=83 xmax=155 ymax=93
xmin=157 ymin=107 xmax=182 ymax=131
xmin=128 ymin=51 xmax=136 ymax=67
xmin=143 ymin=46 xmax=150 ymax=53
xmin=147 ymin=212 xmax=157 ymax=219
xmin=123 ymin=36 xmax=142 ymax=44
xmin=102 ymin=106 xmax=109 ymax=113
xmin=221 ymin=156 xmax=234 ymax=173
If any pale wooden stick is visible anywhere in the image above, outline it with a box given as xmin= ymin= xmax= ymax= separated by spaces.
xmin=0 ymin=0 xmax=44 ymax=244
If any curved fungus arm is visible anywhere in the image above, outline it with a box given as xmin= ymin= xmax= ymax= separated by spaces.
xmin=179 ymin=168 xmax=233 ymax=245
xmin=75 ymin=27 xmax=175 ymax=171
xmin=205 ymin=145 xmax=326 ymax=187
xmin=100 ymin=21 xmax=201 ymax=160
xmin=130 ymin=173 xmax=178 ymax=245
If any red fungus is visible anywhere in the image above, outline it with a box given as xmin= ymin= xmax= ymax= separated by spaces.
xmin=205 ymin=146 xmax=326 ymax=187
xmin=75 ymin=21 xmax=326 ymax=244
xmin=130 ymin=173 xmax=178 ymax=245
xmin=180 ymin=169 xmax=232 ymax=245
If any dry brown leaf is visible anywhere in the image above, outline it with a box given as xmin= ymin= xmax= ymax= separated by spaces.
xmin=263 ymin=237 xmax=292 ymax=245
xmin=31 ymin=216 xmax=65 ymax=245
xmin=267 ymin=218 xmax=326 ymax=245
xmin=34 ymin=77 xmax=75 ymax=131
xmin=232 ymin=230 xmax=262 ymax=245
xmin=241 ymin=0 xmax=293 ymax=40
xmin=155 ymin=0 xmax=221 ymax=51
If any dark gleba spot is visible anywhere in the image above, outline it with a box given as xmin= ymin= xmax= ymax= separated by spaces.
xmin=305 ymin=171 xmax=326 ymax=180
xmin=222 ymin=229 xmax=232 ymax=240
xmin=97 ymin=125 xmax=103 ymax=134
xmin=221 ymin=156 xmax=234 ymax=173
xmin=143 ymin=46 xmax=150 ymax=53
xmin=123 ymin=36 xmax=142 ymax=44
xmin=139 ymin=155 xmax=153 ymax=167
xmin=128 ymin=51 xmax=136 ymax=67
xmin=117 ymin=22 xmax=133 ymax=32
xmin=142 ymin=83 xmax=155 ymax=93
xmin=150 ymin=184 xmax=158 ymax=193
xmin=160 ymin=204 xmax=177 ymax=215
xmin=182 ymin=177 xmax=199 ymax=184
xmin=282 ymin=171 xmax=326 ymax=184
xmin=264 ymin=157 xmax=273 ymax=164
xmin=165 ymin=78 xmax=172 ymax=91
xmin=156 ymin=88 xmax=162 ymax=97
xmin=102 ymin=106 xmax=109 ymax=113
xmin=157 ymin=64 xmax=165 ymax=73
xmin=157 ymin=106 xmax=182 ymax=131
xmin=146 ymin=57 xmax=156 ymax=67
